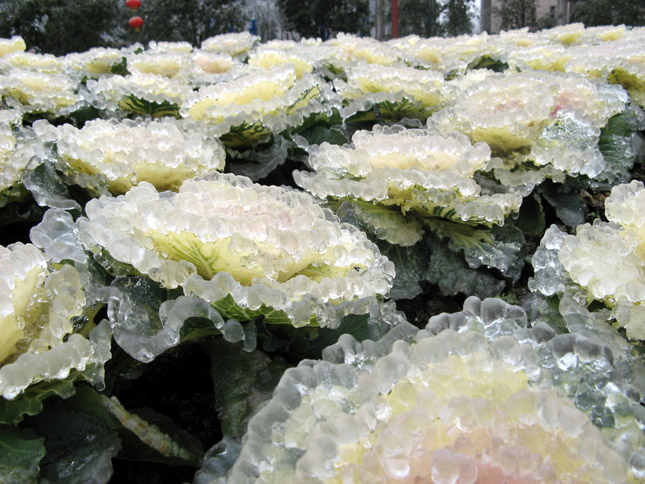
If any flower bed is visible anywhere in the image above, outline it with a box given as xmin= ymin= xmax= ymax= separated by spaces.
xmin=0 ymin=25 xmax=644 ymax=483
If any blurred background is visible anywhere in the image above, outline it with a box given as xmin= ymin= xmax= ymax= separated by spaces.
xmin=0 ymin=0 xmax=643 ymax=55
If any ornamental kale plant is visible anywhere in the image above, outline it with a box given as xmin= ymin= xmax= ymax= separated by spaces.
xmin=0 ymin=26 xmax=644 ymax=484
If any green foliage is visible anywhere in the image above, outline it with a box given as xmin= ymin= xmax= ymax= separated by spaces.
xmin=118 ymin=95 xmax=181 ymax=119
xmin=210 ymin=294 xmax=296 ymax=325
xmin=424 ymin=219 xmax=527 ymax=282
xmin=0 ymin=0 xmax=120 ymax=55
xmin=425 ymin=237 xmax=506 ymax=297
xmin=134 ymin=0 xmax=248 ymax=46
xmin=466 ymin=55 xmax=509 ymax=73
xmin=514 ymin=192 xmax=546 ymax=235
xmin=399 ymin=0 xmax=474 ymax=37
xmin=597 ymin=104 xmax=645 ymax=184
xmin=208 ymin=340 xmax=291 ymax=438
xmin=570 ymin=0 xmax=645 ymax=27
xmin=0 ymin=426 xmax=45 ymax=484
xmin=538 ymin=180 xmax=586 ymax=229
xmin=495 ymin=0 xmax=537 ymax=30
xmin=374 ymin=240 xmax=429 ymax=299
xmin=398 ymin=0 xmax=443 ymax=37
xmin=277 ymin=0 xmax=370 ymax=38
xmin=0 ymin=372 xmax=87 ymax=425
xmin=443 ymin=0 xmax=474 ymax=36
xmin=27 ymin=396 xmax=121 ymax=483
xmin=268 ymin=314 xmax=373 ymax=359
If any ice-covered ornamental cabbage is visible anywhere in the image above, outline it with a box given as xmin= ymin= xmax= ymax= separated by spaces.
xmin=182 ymin=65 xmax=330 ymax=136
xmin=78 ymin=173 xmax=394 ymax=327
xmin=34 ymin=118 xmax=226 ymax=194
xmin=87 ymin=71 xmax=191 ymax=116
xmin=0 ymin=243 xmax=111 ymax=400
xmin=200 ymin=32 xmax=259 ymax=59
xmin=0 ymin=36 xmax=26 ymax=58
xmin=430 ymin=70 xmax=629 ymax=186
xmin=294 ymin=125 xmax=523 ymax=232
xmin=334 ymin=64 xmax=446 ymax=121
xmin=216 ymin=297 xmax=643 ymax=483
xmin=531 ymin=181 xmax=645 ymax=339
xmin=0 ymin=68 xmax=79 ymax=115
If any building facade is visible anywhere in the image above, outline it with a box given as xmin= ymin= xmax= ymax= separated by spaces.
xmin=481 ymin=0 xmax=572 ymax=33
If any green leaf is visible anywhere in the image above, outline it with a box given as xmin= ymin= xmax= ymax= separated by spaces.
xmin=178 ymin=316 xmax=225 ymax=342
xmin=210 ymin=294 xmax=299 ymax=325
xmin=220 ymin=121 xmax=273 ymax=150
xmin=208 ymin=340 xmax=291 ymax=438
xmin=597 ymin=104 xmax=645 ymax=184
xmin=335 ymin=199 xmax=425 ymax=247
xmin=0 ymin=371 xmax=88 ymax=425
xmin=539 ymin=180 xmax=586 ymax=229
xmin=22 ymin=162 xmax=81 ymax=212
xmin=0 ymin=183 xmax=28 ymax=209
xmin=466 ymin=55 xmax=509 ymax=73
xmin=67 ymin=105 xmax=102 ymax=127
xmin=118 ymin=95 xmax=180 ymax=119
xmin=425 ymin=236 xmax=505 ymax=298
xmin=0 ymin=426 xmax=45 ymax=484
xmin=109 ymin=57 xmax=130 ymax=76
xmin=514 ymin=192 xmax=546 ymax=235
xmin=347 ymin=99 xmax=430 ymax=125
xmin=299 ymin=125 xmax=348 ymax=146
xmin=423 ymin=219 xmax=527 ymax=281
xmin=271 ymin=313 xmax=371 ymax=360
xmin=609 ymin=68 xmax=645 ymax=108
xmin=288 ymin=108 xmax=343 ymax=135
xmin=373 ymin=241 xmax=428 ymax=300
xmin=27 ymin=397 xmax=121 ymax=484
xmin=94 ymin=248 xmax=141 ymax=278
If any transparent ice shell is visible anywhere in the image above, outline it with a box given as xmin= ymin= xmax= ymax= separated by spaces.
xmin=429 ymin=70 xmax=629 ymax=185
xmin=77 ymin=173 xmax=394 ymax=328
xmin=294 ymin=125 xmax=523 ymax=226
xmin=334 ymin=63 xmax=445 ymax=120
xmin=0 ymin=36 xmax=26 ymax=58
xmin=200 ymin=32 xmax=260 ymax=59
xmin=86 ymin=71 xmax=192 ymax=113
xmin=0 ymin=68 xmax=80 ymax=115
xmin=126 ymin=51 xmax=193 ymax=80
xmin=0 ymin=243 xmax=111 ymax=399
xmin=217 ymin=297 xmax=643 ymax=483
xmin=182 ymin=65 xmax=335 ymax=135
xmin=34 ymin=117 xmax=226 ymax=194
xmin=530 ymin=181 xmax=645 ymax=339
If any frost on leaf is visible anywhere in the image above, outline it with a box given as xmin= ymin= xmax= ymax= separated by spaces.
xmin=0 ymin=243 xmax=111 ymax=400
xmin=215 ymin=297 xmax=643 ymax=484
xmin=78 ymin=173 xmax=394 ymax=328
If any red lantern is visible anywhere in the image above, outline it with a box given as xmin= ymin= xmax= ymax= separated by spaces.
xmin=128 ymin=16 xmax=144 ymax=31
xmin=126 ymin=0 xmax=141 ymax=10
